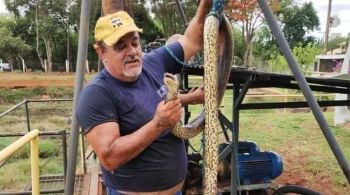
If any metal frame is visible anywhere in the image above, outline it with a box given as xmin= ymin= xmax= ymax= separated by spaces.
xmin=0 ymin=129 xmax=40 ymax=195
xmin=183 ymin=65 xmax=350 ymax=193
xmin=66 ymin=0 xmax=350 ymax=194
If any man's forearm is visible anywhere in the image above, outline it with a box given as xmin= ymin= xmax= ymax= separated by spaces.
xmin=101 ymin=119 xmax=165 ymax=171
xmin=180 ymin=0 xmax=212 ymax=60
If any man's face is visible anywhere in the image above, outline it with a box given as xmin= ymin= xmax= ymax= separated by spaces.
xmin=102 ymin=32 xmax=143 ymax=82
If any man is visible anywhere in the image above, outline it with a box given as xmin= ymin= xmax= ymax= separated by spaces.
xmin=76 ymin=1 xmax=211 ymax=194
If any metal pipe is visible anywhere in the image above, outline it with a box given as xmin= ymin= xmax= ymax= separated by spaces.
xmin=30 ymin=134 xmax=40 ymax=195
xmin=0 ymin=189 xmax=65 ymax=195
xmin=175 ymin=0 xmax=188 ymax=27
xmin=64 ymin=0 xmax=91 ymax=194
xmin=323 ymin=0 xmax=332 ymax=54
xmin=231 ymin=84 xmax=240 ymax=195
xmin=0 ymin=130 xmax=41 ymax=195
xmin=0 ymin=129 xmax=40 ymax=161
xmin=0 ymin=131 xmax=69 ymax=137
xmin=80 ymin=129 xmax=87 ymax=174
xmin=61 ymin=130 xmax=67 ymax=181
xmin=0 ymin=100 xmax=26 ymax=118
xmin=25 ymin=101 xmax=31 ymax=132
xmin=27 ymin=99 xmax=72 ymax=103
xmin=0 ymin=99 xmax=72 ymax=126
xmin=258 ymin=0 xmax=350 ymax=183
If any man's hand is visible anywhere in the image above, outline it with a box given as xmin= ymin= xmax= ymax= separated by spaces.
xmin=153 ymin=98 xmax=182 ymax=129
xmin=188 ymin=84 xmax=205 ymax=104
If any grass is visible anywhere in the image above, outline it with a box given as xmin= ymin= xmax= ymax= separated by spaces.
xmin=184 ymin=84 xmax=349 ymax=194
xmin=0 ymin=88 xmax=76 ymax=192
xmin=187 ymin=110 xmax=350 ymax=194
xmin=0 ymin=87 xmax=73 ymax=105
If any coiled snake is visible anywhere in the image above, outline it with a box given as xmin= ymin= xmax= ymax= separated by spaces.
xmin=164 ymin=4 xmax=233 ymax=194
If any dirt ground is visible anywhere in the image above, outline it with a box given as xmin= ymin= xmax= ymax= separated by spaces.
xmin=0 ymin=72 xmax=77 ymax=88
xmin=1 ymin=72 xmax=348 ymax=194
xmin=275 ymin=151 xmax=338 ymax=195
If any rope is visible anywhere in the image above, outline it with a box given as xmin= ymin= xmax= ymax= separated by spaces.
xmin=207 ymin=0 xmax=225 ymax=20
xmin=164 ymin=46 xmax=203 ymax=67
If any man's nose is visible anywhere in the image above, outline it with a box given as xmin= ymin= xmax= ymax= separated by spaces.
xmin=126 ymin=44 xmax=137 ymax=55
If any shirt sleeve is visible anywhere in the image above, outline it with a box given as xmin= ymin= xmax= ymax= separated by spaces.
xmin=76 ymin=85 xmax=118 ymax=135
xmin=143 ymin=41 xmax=184 ymax=74
xmin=163 ymin=42 xmax=184 ymax=73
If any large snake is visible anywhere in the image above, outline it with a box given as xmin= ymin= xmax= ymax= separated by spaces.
xmin=164 ymin=4 xmax=233 ymax=195
xmin=164 ymin=16 xmax=233 ymax=140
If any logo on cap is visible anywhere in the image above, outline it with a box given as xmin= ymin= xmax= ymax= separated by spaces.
xmin=111 ymin=17 xmax=123 ymax=28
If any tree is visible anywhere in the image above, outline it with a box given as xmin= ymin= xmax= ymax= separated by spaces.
xmin=128 ymin=2 xmax=164 ymax=44
xmin=279 ymin=1 xmax=319 ymax=49
xmin=0 ymin=27 xmax=31 ymax=71
xmin=150 ymin=0 xmax=197 ymax=38
xmin=225 ymin=0 xmax=281 ymax=67
xmin=252 ymin=0 xmax=319 ymax=71
xmin=327 ymin=35 xmax=348 ymax=54
xmin=268 ymin=43 xmax=321 ymax=74
xmin=5 ymin=0 xmax=78 ymax=72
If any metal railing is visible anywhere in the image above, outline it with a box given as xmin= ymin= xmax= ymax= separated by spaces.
xmin=0 ymin=129 xmax=40 ymax=195
xmin=0 ymin=99 xmax=73 ymax=132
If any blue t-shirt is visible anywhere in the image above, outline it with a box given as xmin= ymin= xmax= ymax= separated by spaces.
xmin=76 ymin=42 xmax=187 ymax=192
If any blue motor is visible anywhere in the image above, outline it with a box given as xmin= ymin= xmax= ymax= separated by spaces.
xmin=219 ymin=141 xmax=260 ymax=155
xmin=238 ymin=151 xmax=283 ymax=185
xmin=237 ymin=141 xmax=260 ymax=154
xmin=218 ymin=142 xmax=283 ymax=185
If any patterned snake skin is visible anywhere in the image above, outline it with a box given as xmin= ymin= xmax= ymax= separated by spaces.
xmin=164 ymin=15 xmax=233 ymax=140
xmin=164 ymin=13 xmax=233 ymax=195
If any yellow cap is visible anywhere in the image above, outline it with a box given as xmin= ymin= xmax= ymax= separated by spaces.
xmin=94 ymin=11 xmax=142 ymax=46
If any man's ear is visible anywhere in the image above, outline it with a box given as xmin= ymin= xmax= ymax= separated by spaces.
xmin=95 ymin=45 xmax=104 ymax=56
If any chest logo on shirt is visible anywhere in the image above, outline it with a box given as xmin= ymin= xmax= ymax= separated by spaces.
xmin=157 ymin=85 xmax=168 ymax=98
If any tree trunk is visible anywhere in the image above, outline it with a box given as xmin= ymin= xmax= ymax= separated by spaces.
xmin=243 ymin=37 xmax=253 ymax=67
xmin=44 ymin=38 xmax=53 ymax=72
xmin=19 ymin=55 xmax=26 ymax=72
xmin=35 ymin=4 xmax=45 ymax=71
xmin=5 ymin=57 xmax=14 ymax=72
xmin=102 ymin=0 xmax=124 ymax=15
xmin=66 ymin=23 xmax=70 ymax=72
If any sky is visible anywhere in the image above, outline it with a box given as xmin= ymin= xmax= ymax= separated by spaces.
xmin=0 ymin=0 xmax=349 ymax=39
xmin=298 ymin=0 xmax=350 ymax=39
xmin=0 ymin=0 xmax=7 ymax=14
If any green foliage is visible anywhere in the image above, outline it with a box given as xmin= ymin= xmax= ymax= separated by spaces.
xmin=0 ymin=138 xmax=60 ymax=160
xmin=132 ymin=4 xmax=164 ymax=43
xmin=38 ymin=140 xmax=61 ymax=158
xmin=0 ymin=156 xmax=64 ymax=191
xmin=0 ymin=88 xmax=42 ymax=103
xmin=0 ymin=14 xmax=15 ymax=29
xmin=232 ymin=26 xmax=244 ymax=65
xmin=268 ymin=43 xmax=321 ymax=73
xmin=46 ymin=87 xmax=74 ymax=98
xmin=253 ymin=26 xmax=279 ymax=62
xmin=279 ymin=1 xmax=320 ymax=48
xmin=0 ymin=27 xmax=31 ymax=67
xmin=4 ymin=0 xmax=82 ymax=71
xmin=328 ymin=36 xmax=348 ymax=53
xmin=0 ymin=159 xmax=31 ymax=190
xmin=253 ymin=1 xmax=320 ymax=68
xmin=150 ymin=0 xmax=197 ymax=37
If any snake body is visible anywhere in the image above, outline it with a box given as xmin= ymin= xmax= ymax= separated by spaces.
xmin=164 ymin=5 xmax=232 ymax=194
xmin=164 ymin=11 xmax=233 ymax=195
xmin=164 ymin=15 xmax=233 ymax=140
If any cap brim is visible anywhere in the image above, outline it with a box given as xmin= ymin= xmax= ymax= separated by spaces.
xmin=103 ymin=26 xmax=142 ymax=46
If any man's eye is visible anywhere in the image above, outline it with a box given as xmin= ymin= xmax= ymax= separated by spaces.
xmin=132 ymin=41 xmax=139 ymax=47
xmin=114 ymin=43 xmax=125 ymax=50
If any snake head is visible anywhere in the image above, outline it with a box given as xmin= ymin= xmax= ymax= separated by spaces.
xmin=163 ymin=73 xmax=179 ymax=96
